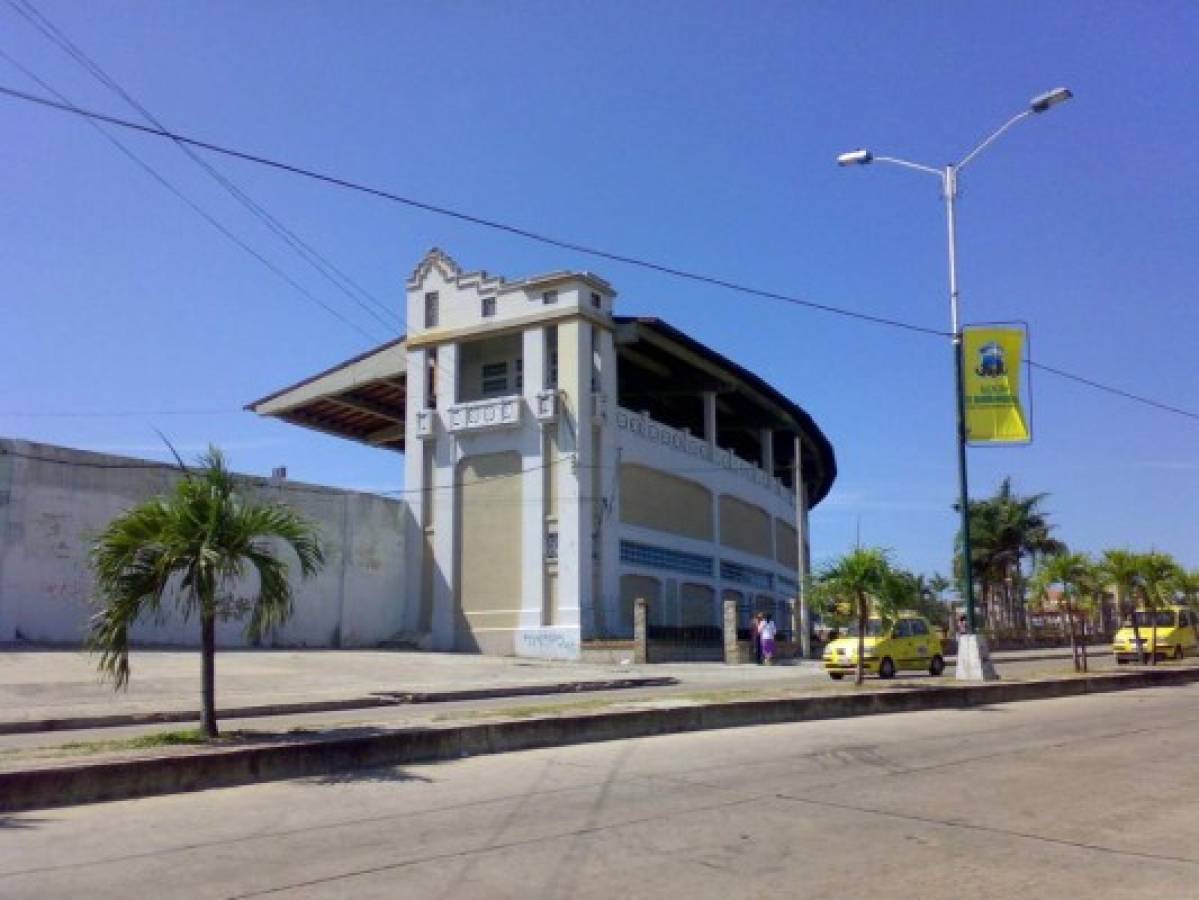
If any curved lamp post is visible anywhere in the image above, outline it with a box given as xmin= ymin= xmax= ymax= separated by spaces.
xmin=837 ymin=88 xmax=1072 ymax=664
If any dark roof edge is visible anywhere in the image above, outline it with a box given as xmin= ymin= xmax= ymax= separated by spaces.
xmin=614 ymin=316 xmax=837 ymax=507
xmin=245 ymin=335 xmax=407 ymax=411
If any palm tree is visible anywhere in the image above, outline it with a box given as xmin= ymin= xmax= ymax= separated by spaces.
xmin=1031 ymin=551 xmax=1095 ymax=672
xmin=1099 ymin=550 xmax=1144 ymax=659
xmin=1172 ymin=568 xmax=1199 ymax=606
xmin=957 ymin=478 xmax=1064 ymax=635
xmin=815 ymin=548 xmax=903 ymax=685
xmin=1136 ymin=551 xmax=1182 ymax=666
xmin=89 ymin=448 xmax=324 ymax=737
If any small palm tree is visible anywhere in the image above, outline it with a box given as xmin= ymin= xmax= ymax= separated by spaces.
xmin=1099 ymin=550 xmax=1144 ymax=660
xmin=815 ymin=548 xmax=903 ymax=685
xmin=89 ymin=448 xmax=324 ymax=737
xmin=1031 ymin=551 xmax=1094 ymax=672
xmin=1136 ymin=551 xmax=1182 ymax=666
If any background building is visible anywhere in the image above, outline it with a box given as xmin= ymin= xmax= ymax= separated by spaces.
xmin=250 ymin=249 xmax=836 ymax=658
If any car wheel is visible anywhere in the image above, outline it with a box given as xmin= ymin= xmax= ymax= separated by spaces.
xmin=1175 ymin=645 xmax=1185 ymax=661
xmin=829 ymin=672 xmax=844 ymax=681
xmin=929 ymin=655 xmax=945 ymax=677
xmin=879 ymin=657 xmax=896 ymax=679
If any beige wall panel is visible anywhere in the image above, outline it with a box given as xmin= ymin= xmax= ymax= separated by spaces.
xmin=619 ymin=464 xmax=713 ymax=541
xmin=455 ymin=451 xmax=522 ymax=651
xmin=775 ymin=520 xmax=799 ymax=568
xmin=719 ymin=495 xmax=772 ymax=558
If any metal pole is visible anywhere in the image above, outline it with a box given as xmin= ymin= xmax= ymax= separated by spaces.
xmin=944 ymin=164 xmax=977 ymax=633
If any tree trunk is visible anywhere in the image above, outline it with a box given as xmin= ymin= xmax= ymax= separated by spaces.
xmin=1079 ymin=609 xmax=1089 ymax=673
xmin=855 ymin=596 xmax=866 ymax=686
xmin=1074 ymin=608 xmax=1083 ymax=671
xmin=201 ymin=611 xmax=218 ymax=738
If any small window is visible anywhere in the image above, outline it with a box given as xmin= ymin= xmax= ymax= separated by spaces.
xmin=590 ymin=291 xmax=602 ymax=309
xmin=481 ymin=361 xmax=509 ymax=397
xmin=424 ymin=291 xmax=439 ymax=328
xmin=542 ymin=290 xmax=558 ymax=305
xmin=910 ymin=619 xmax=929 ymax=636
xmin=545 ymin=326 xmax=559 ymax=388
xmin=893 ymin=620 xmax=912 ymax=638
xmin=545 ymin=529 xmax=559 ymax=562
xmin=481 ymin=296 xmax=496 ymax=318
xmin=425 ymin=349 xmax=437 ymax=409
xmin=515 ymin=358 xmax=523 ymax=392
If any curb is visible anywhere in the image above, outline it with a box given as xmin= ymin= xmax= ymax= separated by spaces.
xmin=4 ymin=666 xmax=1198 ymax=812
xmin=0 ymin=677 xmax=679 ymax=736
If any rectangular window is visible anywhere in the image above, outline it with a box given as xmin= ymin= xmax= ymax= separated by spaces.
xmin=719 ymin=560 xmax=774 ymax=590
xmin=545 ymin=326 xmax=559 ymax=388
xmin=424 ymin=291 xmax=439 ymax=328
xmin=542 ymin=289 xmax=558 ymax=305
xmin=619 ymin=540 xmax=713 ymax=577
xmin=515 ymin=358 xmax=523 ymax=392
xmin=481 ymin=296 xmax=496 ymax=318
xmin=481 ymin=361 xmax=509 ymax=397
xmin=425 ymin=348 xmax=437 ymax=409
xmin=590 ymin=291 xmax=602 ymax=309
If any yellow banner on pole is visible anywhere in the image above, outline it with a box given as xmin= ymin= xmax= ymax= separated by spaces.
xmin=962 ymin=326 xmax=1030 ymax=444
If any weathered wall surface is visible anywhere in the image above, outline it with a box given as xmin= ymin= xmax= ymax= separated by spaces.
xmin=0 ymin=439 xmax=407 ymax=648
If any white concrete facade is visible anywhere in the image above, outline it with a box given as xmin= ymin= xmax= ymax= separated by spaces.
xmin=251 ymin=249 xmax=836 ymax=660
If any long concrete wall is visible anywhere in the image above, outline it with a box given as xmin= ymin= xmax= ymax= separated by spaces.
xmin=0 ymin=439 xmax=407 ymax=648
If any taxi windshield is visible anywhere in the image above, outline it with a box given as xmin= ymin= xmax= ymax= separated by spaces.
xmin=847 ymin=619 xmax=886 ymax=638
xmin=1132 ymin=611 xmax=1175 ymax=628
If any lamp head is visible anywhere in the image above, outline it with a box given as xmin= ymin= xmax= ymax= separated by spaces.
xmin=837 ymin=149 xmax=874 ymax=167
xmin=1029 ymin=87 xmax=1073 ymax=113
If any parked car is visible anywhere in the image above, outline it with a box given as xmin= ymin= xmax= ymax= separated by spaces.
xmin=1113 ymin=605 xmax=1197 ymax=664
xmin=823 ymin=613 xmax=945 ymax=680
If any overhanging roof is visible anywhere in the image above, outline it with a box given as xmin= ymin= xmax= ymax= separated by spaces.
xmin=246 ymin=337 xmax=408 ymax=453
xmin=247 ymin=318 xmax=837 ymax=506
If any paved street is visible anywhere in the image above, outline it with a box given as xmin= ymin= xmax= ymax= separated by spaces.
xmin=3 ymin=682 xmax=1196 ymax=898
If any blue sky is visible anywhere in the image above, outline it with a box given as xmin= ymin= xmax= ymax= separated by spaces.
xmin=3 ymin=1 xmax=1196 ymax=576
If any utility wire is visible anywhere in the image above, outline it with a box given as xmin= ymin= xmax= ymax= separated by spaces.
xmin=0 ymin=58 xmax=387 ymax=345
xmin=0 ymin=83 xmax=1195 ymax=424
xmin=7 ymin=0 xmax=404 ymax=337
xmin=0 ymin=82 xmax=944 ymax=338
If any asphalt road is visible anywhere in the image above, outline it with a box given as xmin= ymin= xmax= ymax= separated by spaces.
xmin=3 ymin=681 xmax=1197 ymax=899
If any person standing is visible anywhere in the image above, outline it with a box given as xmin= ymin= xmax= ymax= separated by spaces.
xmin=760 ymin=615 xmax=777 ymax=665
xmin=752 ymin=612 xmax=764 ymax=664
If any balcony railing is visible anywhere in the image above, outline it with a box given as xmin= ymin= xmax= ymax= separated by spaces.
xmin=446 ymin=396 xmax=521 ymax=433
xmin=615 ymin=407 xmax=793 ymax=501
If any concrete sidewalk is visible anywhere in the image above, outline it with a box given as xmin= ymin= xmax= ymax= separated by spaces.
xmin=0 ymin=645 xmax=1092 ymax=727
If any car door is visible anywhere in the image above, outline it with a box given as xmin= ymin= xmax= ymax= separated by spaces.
xmin=892 ymin=619 xmax=916 ymax=670
xmin=909 ymin=618 xmax=933 ymax=664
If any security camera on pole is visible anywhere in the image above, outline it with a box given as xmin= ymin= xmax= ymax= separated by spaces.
xmin=837 ymin=88 xmax=1073 ymax=681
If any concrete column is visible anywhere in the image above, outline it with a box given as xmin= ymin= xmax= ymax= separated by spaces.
xmin=402 ymin=347 xmax=428 ymax=637
xmin=553 ymin=320 xmax=591 ymax=634
xmin=760 ymin=428 xmax=774 ymax=474
xmin=703 ymin=391 xmax=718 ymax=452
xmin=429 ymin=342 xmax=460 ymax=650
xmin=518 ymin=327 xmax=547 ymax=631
xmin=633 ymin=597 xmax=648 ymax=664
xmin=723 ymin=598 xmax=740 ymax=665
xmin=794 ymin=436 xmax=812 ymax=660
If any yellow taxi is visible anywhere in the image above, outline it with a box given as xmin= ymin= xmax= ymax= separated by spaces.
xmin=1113 ymin=605 xmax=1198 ymax=664
xmin=823 ymin=613 xmax=945 ymax=680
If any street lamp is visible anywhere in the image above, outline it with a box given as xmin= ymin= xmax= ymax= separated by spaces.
xmin=837 ymin=88 xmax=1072 ymax=677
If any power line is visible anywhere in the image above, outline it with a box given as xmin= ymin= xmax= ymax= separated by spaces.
xmin=0 ymin=82 xmax=945 ymax=338
xmin=0 ymin=59 xmax=388 ymax=346
xmin=1 ymin=83 xmax=1196 ymax=425
xmin=1027 ymin=361 xmax=1199 ymax=423
xmin=6 ymin=0 xmax=404 ymax=337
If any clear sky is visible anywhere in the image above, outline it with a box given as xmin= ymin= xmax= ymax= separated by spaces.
xmin=3 ymin=1 xmax=1196 ymax=577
